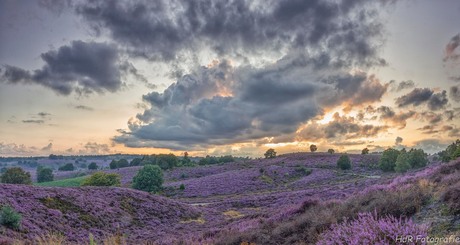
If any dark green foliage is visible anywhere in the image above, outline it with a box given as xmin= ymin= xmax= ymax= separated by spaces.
xmin=109 ymin=159 xmax=129 ymax=169
xmin=81 ymin=172 xmax=121 ymax=187
xmin=395 ymin=148 xmax=428 ymax=173
xmin=379 ymin=148 xmax=400 ymax=172
xmin=37 ymin=167 xmax=54 ymax=183
xmin=0 ymin=167 xmax=32 ymax=185
xmin=361 ymin=148 xmax=369 ymax=155
xmin=310 ymin=144 xmax=317 ymax=152
xmin=156 ymin=154 xmax=179 ymax=170
xmin=129 ymin=158 xmax=142 ymax=166
xmin=0 ymin=206 xmax=21 ymax=230
xmin=337 ymin=154 xmax=352 ymax=170
xmin=264 ymin=148 xmax=276 ymax=159
xmin=327 ymin=149 xmax=335 ymax=154
xmin=58 ymin=163 xmax=75 ymax=171
xmin=88 ymin=162 xmax=98 ymax=170
xmin=295 ymin=166 xmax=312 ymax=176
xmin=0 ymin=167 xmax=7 ymax=174
xmin=179 ymin=184 xmax=185 ymax=190
xmin=438 ymin=139 xmax=460 ymax=162
xmin=132 ymin=165 xmax=164 ymax=193
xmin=109 ymin=160 xmax=118 ymax=169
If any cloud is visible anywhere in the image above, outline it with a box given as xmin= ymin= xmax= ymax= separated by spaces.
xmin=444 ymin=33 xmax=460 ymax=62
xmin=80 ymin=142 xmax=111 ymax=154
xmin=389 ymin=80 xmax=415 ymax=92
xmin=38 ymin=112 xmax=51 ymax=118
xmin=412 ymin=139 xmax=449 ymax=154
xmin=71 ymin=0 xmax=388 ymax=68
xmin=395 ymin=136 xmax=403 ymax=145
xmin=417 ymin=125 xmax=439 ymax=135
xmin=1 ymin=41 xmax=130 ymax=95
xmin=41 ymin=143 xmax=53 ymax=151
xmin=0 ymin=142 xmax=36 ymax=156
xmin=450 ymin=85 xmax=460 ymax=102
xmin=395 ymin=88 xmax=433 ymax=107
xmin=74 ymin=105 xmax=94 ymax=111
xmin=418 ymin=111 xmax=443 ymax=125
xmin=365 ymin=105 xmax=415 ymax=129
xmin=395 ymin=88 xmax=448 ymax=110
xmin=22 ymin=120 xmax=45 ymax=124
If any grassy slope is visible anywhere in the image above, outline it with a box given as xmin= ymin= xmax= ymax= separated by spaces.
xmin=35 ymin=176 xmax=87 ymax=187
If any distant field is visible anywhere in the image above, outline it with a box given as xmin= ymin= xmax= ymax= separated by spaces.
xmin=35 ymin=176 xmax=87 ymax=187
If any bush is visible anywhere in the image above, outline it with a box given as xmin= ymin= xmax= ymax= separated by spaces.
xmin=179 ymin=184 xmax=185 ymax=190
xmin=81 ymin=172 xmax=121 ymax=187
xmin=438 ymin=139 xmax=460 ymax=162
xmin=88 ymin=162 xmax=98 ymax=170
xmin=317 ymin=211 xmax=427 ymax=244
xmin=0 ymin=167 xmax=32 ymax=185
xmin=129 ymin=158 xmax=142 ymax=166
xmin=58 ymin=163 xmax=75 ymax=171
xmin=132 ymin=165 xmax=163 ymax=193
xmin=0 ymin=206 xmax=21 ymax=230
xmin=295 ymin=166 xmax=312 ymax=176
xmin=310 ymin=144 xmax=317 ymax=152
xmin=361 ymin=148 xmax=369 ymax=154
xmin=337 ymin=154 xmax=352 ymax=170
xmin=379 ymin=148 xmax=400 ymax=172
xmin=109 ymin=159 xmax=129 ymax=169
xmin=37 ymin=167 xmax=54 ymax=183
xmin=156 ymin=154 xmax=179 ymax=170
xmin=264 ymin=148 xmax=276 ymax=159
xmin=395 ymin=148 xmax=428 ymax=173
xmin=327 ymin=149 xmax=335 ymax=154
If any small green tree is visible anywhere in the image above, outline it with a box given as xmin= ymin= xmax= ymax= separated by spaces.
xmin=88 ymin=162 xmax=98 ymax=170
xmin=0 ymin=206 xmax=21 ymax=230
xmin=117 ymin=159 xmax=129 ymax=168
xmin=337 ymin=154 xmax=352 ymax=170
xmin=0 ymin=167 xmax=32 ymax=185
xmin=264 ymin=148 xmax=276 ymax=159
xmin=361 ymin=148 xmax=369 ymax=155
xmin=130 ymin=158 xmax=143 ymax=166
xmin=179 ymin=184 xmax=185 ymax=190
xmin=156 ymin=154 xmax=179 ymax=170
xmin=310 ymin=144 xmax=318 ymax=152
xmin=395 ymin=152 xmax=411 ymax=173
xmin=81 ymin=172 xmax=121 ymax=187
xmin=379 ymin=148 xmax=400 ymax=172
xmin=37 ymin=167 xmax=54 ymax=183
xmin=327 ymin=149 xmax=335 ymax=154
xmin=109 ymin=160 xmax=118 ymax=169
xmin=132 ymin=165 xmax=163 ymax=193
xmin=407 ymin=148 xmax=427 ymax=169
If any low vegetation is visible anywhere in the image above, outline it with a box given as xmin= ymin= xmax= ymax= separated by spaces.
xmin=337 ymin=154 xmax=352 ymax=170
xmin=0 ymin=167 xmax=32 ymax=185
xmin=0 ymin=205 xmax=22 ymax=230
xmin=81 ymin=172 xmax=121 ymax=187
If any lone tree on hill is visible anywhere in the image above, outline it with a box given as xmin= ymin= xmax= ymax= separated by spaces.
xmin=310 ymin=144 xmax=318 ymax=152
xmin=362 ymin=148 xmax=369 ymax=154
xmin=264 ymin=148 xmax=277 ymax=159
xmin=37 ymin=167 xmax=54 ymax=183
xmin=132 ymin=165 xmax=164 ymax=193
xmin=327 ymin=149 xmax=335 ymax=154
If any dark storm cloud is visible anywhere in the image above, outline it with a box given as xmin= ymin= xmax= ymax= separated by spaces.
xmin=71 ymin=0 xmax=387 ymax=68
xmin=395 ymin=88 xmax=433 ymax=107
xmin=418 ymin=112 xmax=443 ymax=125
xmin=365 ymin=105 xmax=415 ymax=129
xmin=1 ymin=41 xmax=128 ymax=95
xmin=450 ymin=86 xmax=460 ymax=102
xmin=428 ymin=90 xmax=448 ymax=110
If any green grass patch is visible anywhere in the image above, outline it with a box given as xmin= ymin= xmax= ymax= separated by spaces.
xmin=35 ymin=176 xmax=87 ymax=187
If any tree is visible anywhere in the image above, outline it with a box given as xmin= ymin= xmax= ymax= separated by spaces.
xmin=81 ymin=172 xmax=121 ymax=187
xmin=109 ymin=160 xmax=118 ymax=169
xmin=37 ymin=167 xmax=53 ymax=183
xmin=117 ymin=159 xmax=129 ymax=168
xmin=395 ymin=152 xmax=411 ymax=173
xmin=337 ymin=154 xmax=352 ymax=170
xmin=132 ymin=165 xmax=163 ymax=193
xmin=327 ymin=149 xmax=335 ymax=154
xmin=130 ymin=158 xmax=142 ymax=166
xmin=0 ymin=167 xmax=32 ymax=185
xmin=395 ymin=148 xmax=428 ymax=173
xmin=156 ymin=154 xmax=179 ymax=170
xmin=310 ymin=144 xmax=318 ymax=152
xmin=379 ymin=148 xmax=400 ymax=172
xmin=58 ymin=163 xmax=75 ymax=171
xmin=264 ymin=148 xmax=277 ymax=159
xmin=362 ymin=148 xmax=369 ymax=155
xmin=88 ymin=162 xmax=98 ymax=170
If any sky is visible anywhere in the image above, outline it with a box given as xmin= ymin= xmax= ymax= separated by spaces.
xmin=0 ymin=0 xmax=459 ymax=157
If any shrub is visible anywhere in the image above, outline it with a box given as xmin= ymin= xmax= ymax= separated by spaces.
xmin=81 ymin=172 xmax=121 ymax=187
xmin=264 ymin=148 xmax=276 ymax=159
xmin=395 ymin=148 xmax=428 ymax=173
xmin=317 ymin=211 xmax=427 ymax=244
xmin=0 ymin=167 xmax=32 ymax=185
xmin=132 ymin=165 xmax=163 ymax=193
xmin=179 ymin=184 xmax=185 ymax=190
xmin=129 ymin=158 xmax=142 ymax=166
xmin=58 ymin=163 xmax=75 ymax=171
xmin=88 ymin=162 xmax=98 ymax=170
xmin=156 ymin=154 xmax=179 ymax=170
xmin=110 ymin=159 xmax=129 ymax=169
xmin=310 ymin=144 xmax=317 ymax=152
xmin=295 ymin=166 xmax=312 ymax=176
xmin=395 ymin=152 xmax=411 ymax=173
xmin=337 ymin=154 xmax=352 ymax=170
xmin=0 ymin=206 xmax=21 ymax=230
xmin=379 ymin=148 xmax=400 ymax=172
xmin=361 ymin=147 xmax=369 ymax=154
xmin=37 ymin=167 xmax=54 ymax=183
xmin=327 ymin=149 xmax=335 ymax=154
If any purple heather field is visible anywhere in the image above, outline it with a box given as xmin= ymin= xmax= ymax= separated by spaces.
xmin=0 ymin=153 xmax=459 ymax=244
